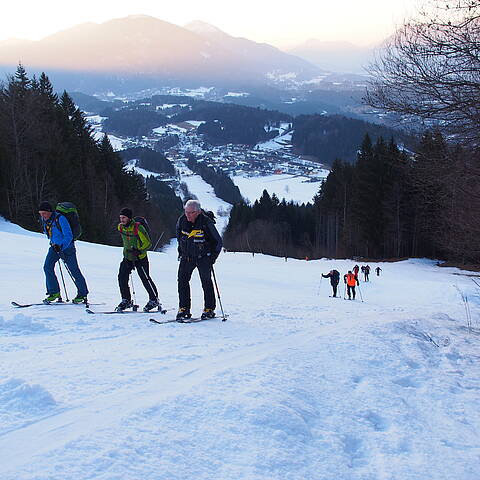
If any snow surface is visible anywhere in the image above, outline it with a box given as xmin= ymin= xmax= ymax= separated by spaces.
xmin=91 ymin=131 xmax=126 ymax=151
xmin=232 ymin=173 xmax=324 ymax=204
xmin=153 ymin=124 xmax=189 ymax=134
xmin=1 ymin=174 xmax=480 ymax=480
xmin=255 ymin=132 xmax=293 ymax=152
xmin=1 ymin=215 xmax=479 ymax=479
xmin=175 ymin=163 xmax=231 ymax=232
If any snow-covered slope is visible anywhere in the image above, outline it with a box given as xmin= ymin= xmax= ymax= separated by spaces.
xmin=1 ymin=215 xmax=479 ymax=479
xmin=232 ymin=173 xmax=323 ymax=204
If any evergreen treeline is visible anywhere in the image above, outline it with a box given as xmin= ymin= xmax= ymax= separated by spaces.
xmin=0 ymin=66 xmax=178 ymax=246
xmin=102 ymin=106 xmax=166 ymax=137
xmin=291 ymin=114 xmax=412 ymax=166
xmin=119 ymin=147 xmax=175 ymax=175
xmin=155 ymin=134 xmax=179 ymax=152
xmin=224 ymin=191 xmax=317 ymax=258
xmin=179 ymin=102 xmax=291 ymax=146
xmin=69 ymin=91 xmax=120 ymax=114
xmin=145 ymin=176 xmax=183 ymax=242
xmin=225 ymin=132 xmax=480 ymax=263
xmin=186 ymin=157 xmax=243 ymax=205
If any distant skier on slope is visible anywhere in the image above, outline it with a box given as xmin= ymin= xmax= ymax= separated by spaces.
xmin=322 ymin=269 xmax=340 ymax=297
xmin=364 ymin=265 xmax=371 ymax=282
xmin=176 ymin=200 xmax=222 ymax=322
xmin=38 ymin=201 xmax=89 ymax=304
xmin=375 ymin=266 xmax=382 ymax=276
xmin=344 ymin=270 xmax=359 ymax=300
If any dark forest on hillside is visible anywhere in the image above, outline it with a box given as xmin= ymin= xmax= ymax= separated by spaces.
xmin=224 ymin=133 xmax=480 ymax=263
xmin=186 ymin=157 xmax=243 ymax=205
xmin=291 ymin=114 xmax=413 ymax=166
xmin=119 ymin=147 xmax=175 ymax=175
xmin=0 ymin=66 xmax=181 ymax=246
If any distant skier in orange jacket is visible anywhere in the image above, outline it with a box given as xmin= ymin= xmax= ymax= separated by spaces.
xmin=344 ymin=270 xmax=359 ymax=300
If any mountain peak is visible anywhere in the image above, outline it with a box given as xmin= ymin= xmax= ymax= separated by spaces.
xmin=184 ymin=20 xmax=230 ymax=38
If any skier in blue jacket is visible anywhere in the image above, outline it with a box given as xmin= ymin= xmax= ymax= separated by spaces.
xmin=38 ymin=201 xmax=88 ymax=304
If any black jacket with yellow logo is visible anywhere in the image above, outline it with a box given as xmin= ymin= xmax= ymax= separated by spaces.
xmin=176 ymin=213 xmax=222 ymax=260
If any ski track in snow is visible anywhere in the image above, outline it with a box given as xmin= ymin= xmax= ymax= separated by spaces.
xmin=1 ymin=178 xmax=480 ymax=480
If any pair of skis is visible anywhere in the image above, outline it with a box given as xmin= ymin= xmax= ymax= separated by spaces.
xmin=85 ymin=307 xmax=170 ymax=315
xmin=11 ymin=301 xmax=102 ymax=308
xmin=12 ymin=301 xmax=228 ymax=323
xmin=149 ymin=314 xmax=228 ymax=325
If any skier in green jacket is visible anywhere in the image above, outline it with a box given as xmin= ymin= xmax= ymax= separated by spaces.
xmin=116 ymin=208 xmax=159 ymax=312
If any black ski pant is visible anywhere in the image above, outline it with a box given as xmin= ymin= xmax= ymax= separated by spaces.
xmin=178 ymin=256 xmax=215 ymax=310
xmin=347 ymin=285 xmax=356 ymax=299
xmin=331 ymin=282 xmax=339 ymax=297
xmin=118 ymin=256 xmax=158 ymax=302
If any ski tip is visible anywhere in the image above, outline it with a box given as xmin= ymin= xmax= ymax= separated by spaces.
xmin=86 ymin=308 xmax=95 ymax=314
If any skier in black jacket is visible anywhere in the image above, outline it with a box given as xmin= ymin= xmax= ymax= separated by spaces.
xmin=322 ymin=269 xmax=340 ymax=297
xmin=176 ymin=200 xmax=223 ymax=321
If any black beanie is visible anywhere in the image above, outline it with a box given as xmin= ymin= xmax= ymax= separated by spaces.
xmin=38 ymin=201 xmax=53 ymax=212
xmin=120 ymin=207 xmax=133 ymax=219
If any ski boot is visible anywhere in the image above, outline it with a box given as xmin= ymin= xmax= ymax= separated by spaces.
xmin=201 ymin=308 xmax=215 ymax=320
xmin=72 ymin=295 xmax=88 ymax=305
xmin=176 ymin=307 xmax=192 ymax=322
xmin=115 ymin=299 xmax=134 ymax=312
xmin=43 ymin=292 xmax=62 ymax=304
xmin=143 ymin=299 xmax=160 ymax=312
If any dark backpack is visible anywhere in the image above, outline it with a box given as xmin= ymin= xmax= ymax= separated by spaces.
xmin=55 ymin=202 xmax=82 ymax=240
xmin=133 ymin=216 xmax=151 ymax=239
xmin=332 ymin=270 xmax=340 ymax=282
xmin=201 ymin=209 xmax=216 ymax=224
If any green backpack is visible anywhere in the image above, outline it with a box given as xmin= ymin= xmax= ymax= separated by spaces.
xmin=55 ymin=202 xmax=82 ymax=240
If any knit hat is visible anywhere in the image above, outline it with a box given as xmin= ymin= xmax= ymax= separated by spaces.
xmin=38 ymin=201 xmax=53 ymax=212
xmin=119 ymin=207 xmax=133 ymax=219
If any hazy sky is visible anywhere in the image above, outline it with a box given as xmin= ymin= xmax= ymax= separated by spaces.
xmin=1 ymin=0 xmax=419 ymax=48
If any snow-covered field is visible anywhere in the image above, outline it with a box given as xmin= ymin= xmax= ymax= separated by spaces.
xmin=1 ymin=208 xmax=480 ymax=479
xmin=233 ymin=173 xmax=323 ymax=204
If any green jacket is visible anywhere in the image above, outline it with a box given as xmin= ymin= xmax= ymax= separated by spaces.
xmin=118 ymin=221 xmax=151 ymax=261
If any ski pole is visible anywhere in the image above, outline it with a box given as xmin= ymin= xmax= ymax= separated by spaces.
xmin=343 ymin=282 xmax=347 ymax=300
xmin=317 ymin=275 xmax=323 ymax=296
xmin=357 ymin=283 xmax=364 ymax=303
xmin=153 ymin=232 xmax=165 ymax=252
xmin=130 ymin=269 xmax=137 ymax=310
xmin=57 ymin=260 xmax=69 ymax=302
xmin=60 ymin=257 xmax=75 ymax=284
xmin=212 ymin=266 xmax=227 ymax=321
xmin=137 ymin=263 xmax=159 ymax=305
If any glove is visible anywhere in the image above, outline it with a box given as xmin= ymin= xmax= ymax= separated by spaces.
xmin=208 ymin=252 xmax=219 ymax=265
xmin=132 ymin=248 xmax=141 ymax=257
xmin=52 ymin=244 xmax=61 ymax=253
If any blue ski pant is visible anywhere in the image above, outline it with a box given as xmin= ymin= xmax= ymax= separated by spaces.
xmin=43 ymin=244 xmax=88 ymax=297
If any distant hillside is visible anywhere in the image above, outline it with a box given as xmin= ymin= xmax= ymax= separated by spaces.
xmin=175 ymin=101 xmax=291 ymax=145
xmin=119 ymin=147 xmax=175 ymax=175
xmin=289 ymin=39 xmax=375 ymax=74
xmin=69 ymin=91 xmax=122 ymax=113
xmin=292 ymin=114 xmax=413 ymax=165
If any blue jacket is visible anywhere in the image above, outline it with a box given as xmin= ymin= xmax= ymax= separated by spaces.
xmin=42 ymin=212 xmax=73 ymax=251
